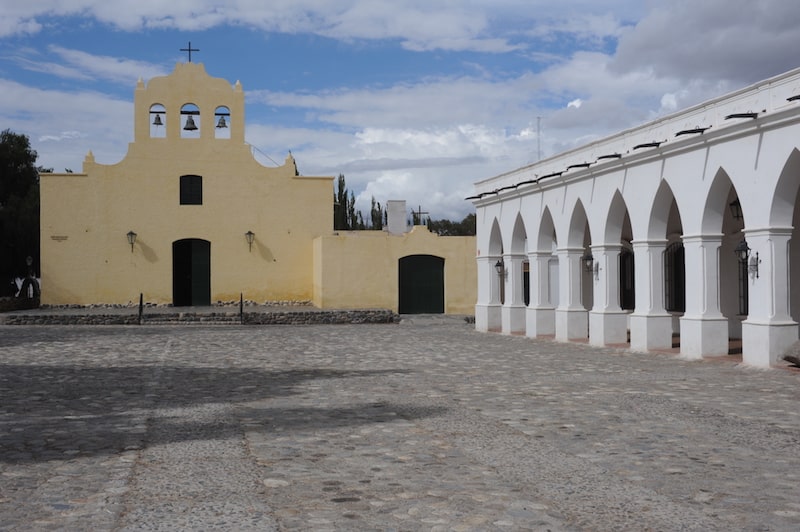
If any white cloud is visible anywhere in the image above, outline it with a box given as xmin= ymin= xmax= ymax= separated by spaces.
xmin=48 ymin=46 xmax=170 ymax=84
xmin=7 ymin=46 xmax=169 ymax=85
xmin=4 ymin=0 xmax=798 ymax=220
xmin=0 ymin=1 xmax=640 ymax=54
xmin=250 ymin=74 xmax=546 ymax=131
xmin=0 ymin=79 xmax=132 ymax=171
xmin=38 ymin=130 xmax=86 ymax=142
xmin=526 ymin=12 xmax=628 ymax=44
xmin=611 ymin=0 xmax=800 ymax=84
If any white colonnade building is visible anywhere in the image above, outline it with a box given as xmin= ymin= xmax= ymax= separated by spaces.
xmin=470 ymin=67 xmax=800 ymax=367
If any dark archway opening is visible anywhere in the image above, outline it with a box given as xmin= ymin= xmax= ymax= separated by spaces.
xmin=665 ymin=241 xmax=685 ymax=313
xmin=620 ymin=249 xmax=635 ymax=310
xmin=173 ymin=239 xmax=211 ymax=306
xmin=398 ymin=255 xmax=445 ymax=314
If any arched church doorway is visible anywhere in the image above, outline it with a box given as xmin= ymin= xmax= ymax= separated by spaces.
xmin=172 ymin=239 xmax=211 ymax=306
xmin=398 ymin=255 xmax=444 ymax=314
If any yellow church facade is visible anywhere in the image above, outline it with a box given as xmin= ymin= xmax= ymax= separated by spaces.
xmin=39 ymin=62 xmax=476 ymax=314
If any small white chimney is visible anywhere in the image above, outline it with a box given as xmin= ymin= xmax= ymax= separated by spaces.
xmin=386 ymin=200 xmax=408 ymax=235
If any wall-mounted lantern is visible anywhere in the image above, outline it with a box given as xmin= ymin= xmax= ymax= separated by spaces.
xmin=735 ymin=239 xmax=759 ymax=279
xmin=494 ymin=260 xmax=504 ymax=276
xmin=245 ymin=230 xmax=255 ymax=252
xmin=581 ymin=252 xmax=600 ymax=279
xmin=581 ymin=253 xmax=594 ymax=273
xmin=127 ymin=231 xmax=137 ymax=252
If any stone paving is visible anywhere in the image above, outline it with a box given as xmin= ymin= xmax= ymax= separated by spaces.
xmin=2 ymin=319 xmax=800 ymax=531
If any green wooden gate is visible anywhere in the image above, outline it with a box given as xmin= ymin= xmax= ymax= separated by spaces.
xmin=172 ymin=239 xmax=211 ymax=306
xmin=398 ymin=255 xmax=445 ymax=314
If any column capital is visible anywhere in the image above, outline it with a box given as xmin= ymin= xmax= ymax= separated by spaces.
xmin=555 ymin=246 xmax=586 ymax=254
xmin=590 ymin=243 xmax=623 ymax=253
xmin=743 ymin=227 xmax=793 ymax=238
xmin=630 ymin=238 xmax=668 ymax=248
xmin=681 ymin=233 xmax=723 ymax=244
xmin=527 ymin=250 xmax=553 ymax=258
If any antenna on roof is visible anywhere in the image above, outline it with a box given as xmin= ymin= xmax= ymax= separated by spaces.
xmin=537 ymin=116 xmax=542 ymax=161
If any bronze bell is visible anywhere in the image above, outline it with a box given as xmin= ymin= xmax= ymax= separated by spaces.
xmin=183 ymin=115 xmax=198 ymax=131
xmin=152 ymin=114 xmax=163 ymax=126
xmin=216 ymin=115 xmax=227 ymax=128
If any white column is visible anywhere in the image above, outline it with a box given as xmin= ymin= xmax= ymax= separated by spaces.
xmin=555 ymin=247 xmax=588 ymax=341
xmin=526 ymin=251 xmax=556 ymax=337
xmin=629 ymin=240 xmax=673 ymax=351
xmin=501 ymin=253 xmax=526 ymax=334
xmin=680 ymin=234 xmax=728 ymax=358
xmin=589 ymin=244 xmax=629 ymax=346
xmin=741 ymin=228 xmax=798 ymax=366
xmin=474 ymin=255 xmax=502 ymax=332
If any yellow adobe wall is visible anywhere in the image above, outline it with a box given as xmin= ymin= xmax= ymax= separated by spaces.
xmin=313 ymin=226 xmax=476 ymax=314
xmin=40 ymin=61 xmax=477 ymax=312
xmin=40 ymin=63 xmax=333 ymax=305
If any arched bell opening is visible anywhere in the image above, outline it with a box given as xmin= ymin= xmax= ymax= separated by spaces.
xmin=149 ymin=103 xmax=166 ymax=138
xmin=214 ymin=106 xmax=230 ymax=139
xmin=180 ymin=103 xmax=200 ymax=138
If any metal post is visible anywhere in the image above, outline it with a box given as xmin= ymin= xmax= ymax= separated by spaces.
xmin=240 ymin=292 xmax=244 ymax=325
xmin=138 ymin=293 xmax=143 ymax=325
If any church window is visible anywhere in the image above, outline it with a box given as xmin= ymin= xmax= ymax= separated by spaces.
xmin=180 ymin=103 xmax=200 ymax=138
xmin=180 ymin=175 xmax=203 ymax=205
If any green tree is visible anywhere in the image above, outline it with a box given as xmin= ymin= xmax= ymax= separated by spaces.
xmin=369 ymin=196 xmax=383 ymax=230
xmin=347 ymin=190 xmax=358 ymax=229
xmin=0 ymin=130 xmax=40 ymax=292
xmin=427 ymin=213 xmax=476 ymax=236
xmin=332 ymin=174 xmax=383 ymax=230
xmin=333 ymin=174 xmax=348 ymax=230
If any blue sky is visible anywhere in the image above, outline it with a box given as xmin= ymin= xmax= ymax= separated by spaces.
xmin=2 ymin=1 xmax=800 ymax=220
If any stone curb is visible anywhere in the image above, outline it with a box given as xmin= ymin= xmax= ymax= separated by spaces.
xmin=0 ymin=309 xmax=399 ymax=326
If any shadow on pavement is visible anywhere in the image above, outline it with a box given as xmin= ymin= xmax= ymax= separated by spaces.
xmin=0 ymin=364 xmax=432 ymax=464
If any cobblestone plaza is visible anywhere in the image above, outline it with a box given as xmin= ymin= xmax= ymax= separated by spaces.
xmin=2 ymin=320 xmax=800 ymax=530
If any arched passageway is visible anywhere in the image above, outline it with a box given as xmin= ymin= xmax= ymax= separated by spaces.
xmin=472 ymin=67 xmax=800 ymax=366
